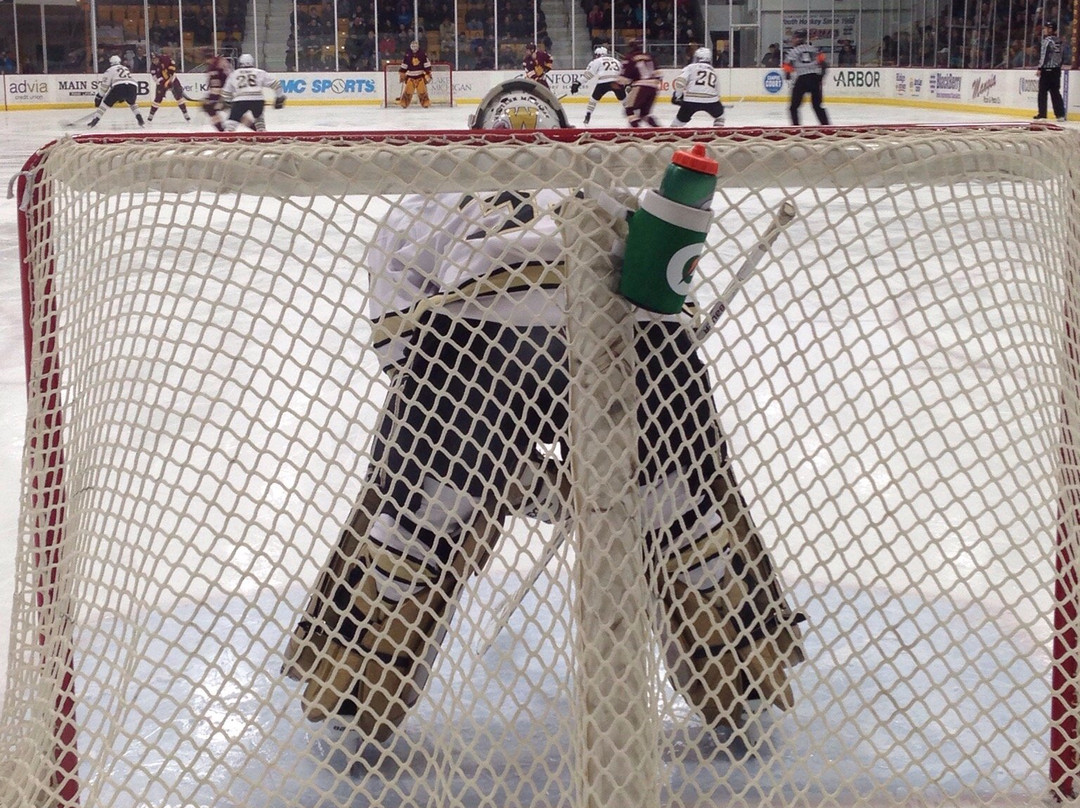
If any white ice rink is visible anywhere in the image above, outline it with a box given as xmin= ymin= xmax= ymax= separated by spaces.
xmin=0 ymin=97 xmax=1062 ymax=806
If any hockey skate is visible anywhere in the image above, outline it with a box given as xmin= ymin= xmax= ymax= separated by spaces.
xmin=86 ymin=117 xmax=99 ymax=128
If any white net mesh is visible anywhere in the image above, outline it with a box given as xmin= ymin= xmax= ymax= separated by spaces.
xmin=2 ymin=126 xmax=1080 ymax=808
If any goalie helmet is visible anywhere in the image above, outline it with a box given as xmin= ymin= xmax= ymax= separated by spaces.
xmin=239 ymin=53 xmax=255 ymax=67
xmin=109 ymin=55 xmax=121 ymax=66
xmin=594 ymin=46 xmax=608 ymax=57
xmin=468 ymin=78 xmax=571 ymax=130
xmin=693 ymin=47 xmax=712 ymax=63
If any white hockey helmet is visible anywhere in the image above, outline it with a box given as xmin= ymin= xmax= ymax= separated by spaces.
xmin=239 ymin=53 xmax=255 ymax=67
xmin=109 ymin=55 xmax=122 ymax=66
xmin=468 ymin=78 xmax=571 ymax=130
xmin=694 ymin=47 xmax=712 ymax=63
xmin=594 ymin=45 xmax=608 ymax=57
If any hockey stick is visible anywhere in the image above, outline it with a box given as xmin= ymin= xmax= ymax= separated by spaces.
xmin=694 ymin=198 xmax=797 ymax=340
xmin=473 ymin=199 xmax=797 ymax=656
xmin=61 ymin=110 xmax=99 ymax=128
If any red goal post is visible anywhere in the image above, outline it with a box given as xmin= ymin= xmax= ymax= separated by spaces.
xmin=5 ymin=125 xmax=1080 ymax=808
xmin=382 ymin=59 xmax=453 ymax=107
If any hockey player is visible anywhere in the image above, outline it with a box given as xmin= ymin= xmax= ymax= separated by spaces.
xmin=670 ymin=47 xmax=726 ymax=127
xmin=398 ymin=40 xmax=432 ymax=108
xmin=522 ymin=42 xmax=553 ymax=87
xmin=570 ymin=45 xmax=625 ymax=125
xmin=220 ymin=53 xmax=285 ymax=132
xmin=87 ymin=55 xmax=144 ymax=128
xmin=199 ymin=46 xmax=232 ymax=132
xmin=282 ymin=78 xmax=804 ymax=749
xmin=782 ymin=30 xmax=830 ymax=125
xmin=146 ymin=49 xmax=191 ymax=123
xmin=616 ymin=39 xmax=661 ymax=127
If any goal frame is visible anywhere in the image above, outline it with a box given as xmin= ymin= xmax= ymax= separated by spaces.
xmin=381 ymin=59 xmax=454 ymax=107
xmin=9 ymin=124 xmax=1080 ymax=807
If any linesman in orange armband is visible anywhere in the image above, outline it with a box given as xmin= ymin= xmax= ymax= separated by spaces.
xmin=782 ymin=30 xmax=830 ymax=125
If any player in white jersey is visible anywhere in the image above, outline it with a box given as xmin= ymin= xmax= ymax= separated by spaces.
xmin=87 ymin=55 xmax=144 ymax=128
xmin=570 ymin=46 xmax=626 ymax=125
xmin=670 ymin=47 xmax=726 ymax=127
xmin=220 ymin=53 xmax=286 ymax=132
xmin=283 ymin=78 xmax=805 ymax=751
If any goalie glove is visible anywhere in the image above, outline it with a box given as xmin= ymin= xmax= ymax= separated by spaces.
xmin=93 ymin=94 xmax=102 ymax=107
xmin=274 ymin=96 xmax=285 ymax=109
xmin=570 ymin=80 xmax=580 ymax=94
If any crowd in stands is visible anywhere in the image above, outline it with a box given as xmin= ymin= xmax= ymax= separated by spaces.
xmin=583 ymin=0 xmax=696 ymax=50
xmin=1 ymin=0 xmax=1076 ymax=74
xmin=847 ymin=0 xmax=1072 ymax=69
xmin=284 ymin=0 xmax=553 ymax=70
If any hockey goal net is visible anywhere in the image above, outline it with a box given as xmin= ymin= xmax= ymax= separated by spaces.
xmin=382 ymin=60 xmax=453 ymax=107
xmin=3 ymin=125 xmax=1080 ymax=808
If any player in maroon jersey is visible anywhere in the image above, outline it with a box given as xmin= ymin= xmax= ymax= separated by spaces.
xmin=199 ymin=46 xmax=233 ymax=131
xmin=522 ymin=42 xmax=553 ymax=87
xmin=398 ymin=40 xmax=432 ymax=108
xmin=146 ymin=49 xmax=191 ymax=123
xmin=616 ymin=39 xmax=661 ymax=127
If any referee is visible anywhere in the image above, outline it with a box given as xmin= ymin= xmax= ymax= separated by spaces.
xmin=1034 ymin=21 xmax=1066 ymax=121
xmin=783 ymin=30 xmax=830 ymax=125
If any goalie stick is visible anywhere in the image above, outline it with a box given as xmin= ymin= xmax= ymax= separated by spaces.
xmin=694 ymin=198 xmax=797 ymax=340
xmin=473 ymin=199 xmax=798 ymax=656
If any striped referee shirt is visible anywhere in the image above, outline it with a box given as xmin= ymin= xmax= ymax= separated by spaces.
xmin=1038 ymin=35 xmax=1063 ymax=69
xmin=783 ymin=43 xmax=828 ymax=78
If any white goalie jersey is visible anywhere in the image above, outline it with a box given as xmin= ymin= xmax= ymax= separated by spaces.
xmin=367 ymin=188 xmax=682 ymax=369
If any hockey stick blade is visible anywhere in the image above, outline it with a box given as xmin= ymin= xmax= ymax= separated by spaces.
xmin=62 ymin=111 xmax=99 ymax=128
xmin=695 ymin=198 xmax=797 ymax=340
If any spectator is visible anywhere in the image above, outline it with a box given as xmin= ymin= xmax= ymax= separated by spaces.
xmin=473 ymin=44 xmax=494 ymax=69
xmin=761 ymin=43 xmax=781 ymax=67
xmin=837 ymin=40 xmax=857 ymax=66
xmin=0 ymin=50 xmax=17 ymax=73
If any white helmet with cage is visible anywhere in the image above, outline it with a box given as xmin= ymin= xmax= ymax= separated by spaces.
xmin=693 ymin=47 xmax=712 ymax=63
xmin=109 ymin=55 xmax=122 ymax=66
xmin=468 ymin=78 xmax=571 ymax=130
xmin=594 ymin=45 xmax=608 ymax=57
xmin=239 ymin=53 xmax=255 ymax=67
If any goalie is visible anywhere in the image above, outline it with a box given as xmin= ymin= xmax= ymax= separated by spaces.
xmin=398 ymin=40 xmax=432 ymax=108
xmin=283 ymin=78 xmax=805 ymax=748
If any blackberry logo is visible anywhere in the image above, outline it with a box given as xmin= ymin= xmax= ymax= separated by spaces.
xmin=764 ymin=71 xmax=785 ymax=94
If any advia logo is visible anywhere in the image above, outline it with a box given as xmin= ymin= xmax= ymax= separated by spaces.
xmin=764 ymin=71 xmax=785 ymax=94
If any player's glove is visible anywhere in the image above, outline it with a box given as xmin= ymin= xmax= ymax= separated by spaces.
xmin=570 ymin=80 xmax=580 ymax=94
xmin=93 ymin=94 xmax=102 ymax=107
xmin=425 ymin=71 xmax=432 ymax=82
xmin=671 ymin=92 xmax=683 ymax=106
xmin=274 ymin=96 xmax=285 ymax=109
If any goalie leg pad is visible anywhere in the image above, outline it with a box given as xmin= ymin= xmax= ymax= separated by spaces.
xmin=659 ymin=470 xmax=806 ymax=727
xmin=399 ymin=79 xmax=415 ymax=108
xmin=283 ymin=485 xmax=502 ymax=740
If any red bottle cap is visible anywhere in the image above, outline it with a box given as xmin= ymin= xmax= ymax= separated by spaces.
xmin=671 ymin=143 xmax=719 ymax=176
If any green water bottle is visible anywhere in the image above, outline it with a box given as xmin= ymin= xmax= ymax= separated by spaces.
xmin=619 ymin=143 xmax=719 ymax=314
